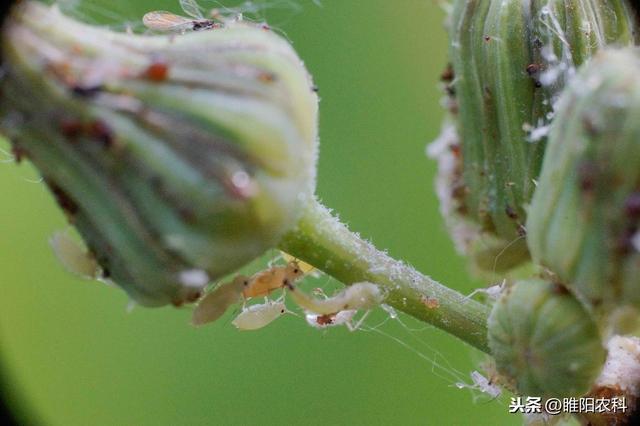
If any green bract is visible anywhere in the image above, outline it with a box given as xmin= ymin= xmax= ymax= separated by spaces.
xmin=527 ymin=48 xmax=640 ymax=316
xmin=0 ymin=2 xmax=318 ymax=306
xmin=440 ymin=0 xmax=637 ymax=272
xmin=488 ymin=279 xmax=605 ymax=398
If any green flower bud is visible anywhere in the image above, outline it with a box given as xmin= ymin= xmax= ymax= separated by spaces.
xmin=527 ymin=48 xmax=640 ymax=315
xmin=0 ymin=2 xmax=318 ymax=306
xmin=438 ymin=0 xmax=637 ymax=272
xmin=488 ymin=279 xmax=605 ymax=398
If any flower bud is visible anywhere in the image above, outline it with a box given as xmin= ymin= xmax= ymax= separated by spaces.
xmin=527 ymin=48 xmax=640 ymax=315
xmin=488 ymin=279 xmax=605 ymax=398
xmin=436 ymin=0 xmax=637 ymax=272
xmin=0 ymin=2 xmax=318 ymax=306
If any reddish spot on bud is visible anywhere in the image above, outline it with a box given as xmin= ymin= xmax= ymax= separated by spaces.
xmin=449 ymin=144 xmax=461 ymax=158
xmin=46 ymin=180 xmax=79 ymax=216
xmin=526 ymin=63 xmax=540 ymax=76
xmin=625 ymin=193 xmax=640 ymax=218
xmin=11 ymin=144 xmax=27 ymax=164
xmin=87 ymin=120 xmax=115 ymax=148
xmin=578 ymin=161 xmax=598 ymax=192
xmin=615 ymin=226 xmax=638 ymax=255
xmin=505 ymin=205 xmax=518 ymax=220
xmin=178 ymin=207 xmax=197 ymax=224
xmin=441 ymin=64 xmax=454 ymax=82
xmin=142 ymin=61 xmax=170 ymax=82
xmin=551 ymin=283 xmax=570 ymax=295
xmin=258 ymin=72 xmax=276 ymax=83
xmin=483 ymin=35 xmax=491 ymax=42
xmin=186 ymin=290 xmax=202 ymax=303
xmin=59 ymin=119 xmax=84 ymax=140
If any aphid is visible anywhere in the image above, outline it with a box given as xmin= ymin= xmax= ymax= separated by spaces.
xmin=241 ymin=260 xmax=304 ymax=299
xmin=231 ymin=299 xmax=291 ymax=331
xmin=143 ymin=0 xmax=219 ymax=33
xmin=466 ymin=280 xmax=506 ymax=301
xmin=455 ymin=371 xmax=501 ymax=399
xmin=286 ymin=281 xmax=383 ymax=315
xmin=470 ymin=371 xmax=501 ymax=398
xmin=49 ymin=231 xmax=99 ymax=279
xmin=191 ymin=275 xmax=247 ymax=326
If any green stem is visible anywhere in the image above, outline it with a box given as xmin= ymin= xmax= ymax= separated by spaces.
xmin=278 ymin=197 xmax=491 ymax=353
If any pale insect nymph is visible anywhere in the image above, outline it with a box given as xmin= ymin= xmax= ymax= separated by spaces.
xmin=231 ymin=298 xmax=293 ymax=331
xmin=50 ymin=231 xmax=99 ymax=279
xmin=288 ymin=281 xmax=384 ymax=331
xmin=191 ymin=275 xmax=247 ymax=326
xmin=143 ymin=0 xmax=219 ymax=33
xmin=286 ymin=281 xmax=384 ymax=315
xmin=466 ymin=279 xmax=507 ymax=301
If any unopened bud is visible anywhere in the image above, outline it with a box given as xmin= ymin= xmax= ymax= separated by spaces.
xmin=0 ymin=2 xmax=318 ymax=306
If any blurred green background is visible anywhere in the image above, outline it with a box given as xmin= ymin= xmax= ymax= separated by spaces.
xmin=0 ymin=0 xmax=517 ymax=424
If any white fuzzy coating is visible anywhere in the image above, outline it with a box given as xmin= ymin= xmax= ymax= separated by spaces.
xmin=49 ymin=231 xmax=98 ymax=279
xmin=596 ymin=335 xmax=640 ymax=397
xmin=232 ymin=300 xmax=287 ymax=330
xmin=426 ymin=123 xmax=481 ymax=255
xmin=178 ymin=269 xmax=210 ymax=288
xmin=288 ymin=282 xmax=383 ymax=315
xmin=631 ymin=231 xmax=640 ymax=253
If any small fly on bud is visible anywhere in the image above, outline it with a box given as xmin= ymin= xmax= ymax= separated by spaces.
xmin=143 ymin=0 xmax=220 ymax=33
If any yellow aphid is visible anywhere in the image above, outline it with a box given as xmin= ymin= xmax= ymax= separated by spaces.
xmin=286 ymin=282 xmax=383 ymax=315
xmin=49 ymin=231 xmax=99 ymax=279
xmin=241 ymin=261 xmax=304 ymax=299
xmin=280 ymin=251 xmax=316 ymax=274
xmin=191 ymin=275 xmax=247 ymax=326
xmin=231 ymin=299 xmax=289 ymax=331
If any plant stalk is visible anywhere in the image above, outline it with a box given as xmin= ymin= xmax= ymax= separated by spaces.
xmin=279 ymin=197 xmax=491 ymax=353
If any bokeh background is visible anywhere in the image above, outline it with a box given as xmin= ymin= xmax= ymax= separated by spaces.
xmin=0 ymin=0 xmax=517 ymax=424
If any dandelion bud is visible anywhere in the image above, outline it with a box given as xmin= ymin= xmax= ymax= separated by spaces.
xmin=488 ymin=279 xmax=605 ymax=398
xmin=527 ymin=48 xmax=640 ymax=315
xmin=0 ymin=2 xmax=318 ymax=306
xmin=435 ymin=0 xmax=637 ymax=272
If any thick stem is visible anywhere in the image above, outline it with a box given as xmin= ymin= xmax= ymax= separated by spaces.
xmin=278 ymin=197 xmax=491 ymax=353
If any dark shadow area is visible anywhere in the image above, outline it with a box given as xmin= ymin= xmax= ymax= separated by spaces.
xmin=0 ymin=372 xmax=29 ymax=426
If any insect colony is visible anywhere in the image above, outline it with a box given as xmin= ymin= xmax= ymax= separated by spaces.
xmin=51 ymin=230 xmax=385 ymax=331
